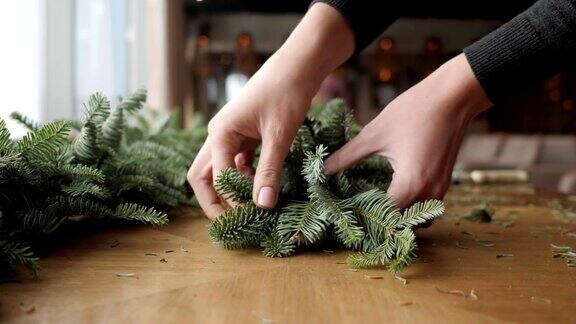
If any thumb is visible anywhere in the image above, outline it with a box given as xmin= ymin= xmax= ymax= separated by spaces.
xmin=253 ymin=130 xmax=292 ymax=209
xmin=387 ymin=171 xmax=436 ymax=228
xmin=324 ymin=130 xmax=375 ymax=175
xmin=386 ymin=176 xmax=412 ymax=210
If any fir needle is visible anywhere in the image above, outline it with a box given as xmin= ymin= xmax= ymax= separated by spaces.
xmin=19 ymin=302 xmax=35 ymax=314
xmin=435 ymin=286 xmax=466 ymax=298
xmin=115 ymin=272 xmax=136 ymax=278
xmin=455 ymin=242 xmax=468 ymax=250
xmin=364 ymin=275 xmax=384 ymax=279
xmin=530 ymin=296 xmax=551 ymax=304
xmin=394 ymin=274 xmax=408 ymax=285
xmin=476 ymin=240 xmax=495 ymax=247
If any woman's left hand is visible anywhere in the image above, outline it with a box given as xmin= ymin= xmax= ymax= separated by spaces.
xmin=324 ymin=54 xmax=492 ymax=208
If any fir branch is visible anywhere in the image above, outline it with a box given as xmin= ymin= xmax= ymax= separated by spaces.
xmin=346 ymin=235 xmax=395 ymax=268
xmin=290 ymin=124 xmax=316 ymax=157
xmin=277 ymin=201 xmax=327 ymax=246
xmin=117 ymin=89 xmax=147 ymax=114
xmin=351 ymin=189 xmax=401 ymax=239
xmin=0 ymin=119 xmax=11 ymax=154
xmin=114 ymin=174 xmax=156 ymax=193
xmin=73 ymin=120 xmax=99 ymax=164
xmin=101 ymin=105 xmax=124 ymax=151
xmin=0 ymin=89 xmax=205 ymax=278
xmin=16 ymin=121 xmax=71 ymax=162
xmin=315 ymin=99 xmax=349 ymax=149
xmin=302 ymin=145 xmax=328 ymax=186
xmin=209 ymin=203 xmax=272 ymax=249
xmin=396 ymin=200 xmax=444 ymax=228
xmin=215 ymin=167 xmax=253 ymax=203
xmin=62 ymin=181 xmax=111 ymax=200
xmin=113 ymin=203 xmax=168 ymax=226
xmin=0 ymin=240 xmax=39 ymax=278
xmin=387 ymin=228 xmax=417 ymax=272
xmin=262 ymin=232 xmax=296 ymax=258
xmin=45 ymin=196 xmax=113 ymax=219
xmin=309 ymin=185 xmax=364 ymax=248
xmin=331 ymin=171 xmax=352 ymax=198
xmin=84 ymin=92 xmax=111 ymax=125
xmin=346 ymin=228 xmax=416 ymax=272
xmin=18 ymin=209 xmax=64 ymax=235
xmin=60 ymin=164 xmax=105 ymax=183
xmin=127 ymin=141 xmax=187 ymax=166
xmin=208 ymin=98 xmax=445 ymax=272
xmin=10 ymin=111 xmax=40 ymax=131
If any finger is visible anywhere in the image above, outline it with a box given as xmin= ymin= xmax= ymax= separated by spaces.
xmin=235 ymin=151 xmax=255 ymax=180
xmin=324 ymin=130 xmax=375 ymax=175
xmin=235 ymin=151 xmax=254 ymax=168
xmin=252 ymin=129 xmax=292 ymax=209
xmin=187 ymin=145 xmax=225 ymax=219
xmin=387 ymin=180 xmax=413 ymax=210
xmin=211 ymin=133 xmax=240 ymax=187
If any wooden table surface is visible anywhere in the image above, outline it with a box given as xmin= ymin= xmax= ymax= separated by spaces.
xmin=1 ymin=184 xmax=575 ymax=323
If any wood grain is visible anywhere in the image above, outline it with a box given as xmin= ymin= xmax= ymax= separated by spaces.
xmin=1 ymin=185 xmax=575 ymax=323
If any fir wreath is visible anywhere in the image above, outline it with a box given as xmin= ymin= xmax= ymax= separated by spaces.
xmin=209 ymin=99 xmax=445 ymax=272
xmin=0 ymin=90 xmax=206 ymax=277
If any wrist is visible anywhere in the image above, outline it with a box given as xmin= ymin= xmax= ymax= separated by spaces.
xmin=430 ymin=53 xmax=492 ymax=122
xmin=264 ymin=2 xmax=354 ymax=99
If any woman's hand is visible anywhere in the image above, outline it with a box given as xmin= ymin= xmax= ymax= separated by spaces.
xmin=189 ymin=60 xmax=313 ymax=218
xmin=188 ymin=3 xmax=354 ymax=218
xmin=324 ymin=54 xmax=492 ymax=208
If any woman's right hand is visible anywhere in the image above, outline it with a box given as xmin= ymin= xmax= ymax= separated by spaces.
xmin=187 ymin=3 xmax=355 ymax=218
xmin=187 ymin=55 xmax=314 ymax=218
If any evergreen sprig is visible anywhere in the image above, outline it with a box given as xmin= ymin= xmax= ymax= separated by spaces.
xmin=0 ymin=89 xmax=207 ymax=278
xmin=208 ymin=99 xmax=445 ymax=272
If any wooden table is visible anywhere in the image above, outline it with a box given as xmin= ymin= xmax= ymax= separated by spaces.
xmin=1 ymin=185 xmax=575 ymax=323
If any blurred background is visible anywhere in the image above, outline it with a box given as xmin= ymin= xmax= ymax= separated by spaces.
xmin=2 ymin=0 xmax=576 ymax=192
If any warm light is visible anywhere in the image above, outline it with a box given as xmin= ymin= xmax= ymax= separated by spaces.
xmin=549 ymin=90 xmax=561 ymax=102
xmin=198 ymin=35 xmax=209 ymax=47
xmin=378 ymin=68 xmax=392 ymax=82
xmin=545 ymin=75 xmax=561 ymax=90
xmin=379 ymin=38 xmax=393 ymax=52
xmin=425 ymin=39 xmax=441 ymax=53
xmin=238 ymin=34 xmax=252 ymax=48
xmin=562 ymin=99 xmax=574 ymax=110
xmin=196 ymin=0 xmax=203 ymax=2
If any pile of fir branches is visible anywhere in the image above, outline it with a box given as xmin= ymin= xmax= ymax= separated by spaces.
xmin=210 ymin=99 xmax=445 ymax=272
xmin=0 ymin=90 xmax=206 ymax=278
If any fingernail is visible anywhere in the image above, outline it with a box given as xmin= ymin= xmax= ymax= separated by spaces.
xmin=257 ymin=186 xmax=276 ymax=209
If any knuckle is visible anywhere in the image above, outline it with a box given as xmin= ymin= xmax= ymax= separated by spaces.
xmin=265 ymin=123 xmax=287 ymax=143
xmin=207 ymin=119 xmax=221 ymax=135
xmin=187 ymin=161 xmax=204 ymax=185
xmin=257 ymin=165 xmax=281 ymax=181
xmin=186 ymin=166 xmax=198 ymax=186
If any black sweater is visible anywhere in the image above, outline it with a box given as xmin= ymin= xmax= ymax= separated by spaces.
xmin=311 ymin=0 xmax=576 ymax=104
